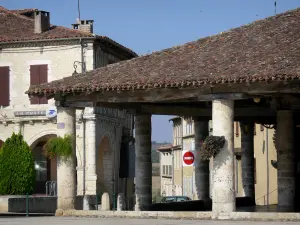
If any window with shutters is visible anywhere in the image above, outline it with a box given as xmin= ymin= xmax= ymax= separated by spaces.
xmin=30 ymin=64 xmax=48 ymax=105
xmin=0 ymin=67 xmax=10 ymax=106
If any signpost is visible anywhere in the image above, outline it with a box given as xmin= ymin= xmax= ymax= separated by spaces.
xmin=182 ymin=150 xmax=195 ymax=167
xmin=46 ymin=106 xmax=57 ymax=118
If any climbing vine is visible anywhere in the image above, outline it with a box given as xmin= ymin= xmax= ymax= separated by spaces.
xmin=43 ymin=135 xmax=73 ymax=161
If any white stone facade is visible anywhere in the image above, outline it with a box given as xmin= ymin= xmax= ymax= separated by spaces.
xmin=0 ymin=40 xmax=134 ymax=202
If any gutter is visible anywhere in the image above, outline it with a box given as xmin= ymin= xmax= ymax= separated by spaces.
xmin=0 ymin=37 xmax=96 ymax=46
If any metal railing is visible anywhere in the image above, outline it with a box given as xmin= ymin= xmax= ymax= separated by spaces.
xmin=45 ymin=181 xmax=57 ymax=196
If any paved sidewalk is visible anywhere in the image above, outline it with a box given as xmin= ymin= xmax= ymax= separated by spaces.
xmin=0 ymin=217 xmax=300 ymax=225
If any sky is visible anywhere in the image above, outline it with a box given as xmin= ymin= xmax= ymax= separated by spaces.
xmin=1 ymin=0 xmax=299 ymax=143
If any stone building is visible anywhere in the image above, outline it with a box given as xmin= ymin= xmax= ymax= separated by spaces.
xmin=27 ymin=7 xmax=300 ymax=217
xmin=157 ymin=144 xmax=173 ymax=196
xmin=168 ymin=117 xmax=278 ymax=205
xmin=0 ymin=7 xmax=137 ymax=204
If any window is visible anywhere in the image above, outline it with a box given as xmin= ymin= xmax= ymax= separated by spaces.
xmin=191 ymin=140 xmax=195 ymax=151
xmin=0 ymin=67 xmax=10 ymax=106
xmin=30 ymin=64 xmax=48 ymax=104
xmin=166 ymin=165 xmax=169 ymax=175
xmin=235 ymin=122 xmax=239 ymax=137
xmin=163 ymin=165 xmax=165 ymax=175
xmin=169 ymin=165 xmax=172 ymax=175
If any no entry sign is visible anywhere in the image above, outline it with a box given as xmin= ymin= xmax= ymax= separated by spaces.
xmin=183 ymin=151 xmax=195 ymax=166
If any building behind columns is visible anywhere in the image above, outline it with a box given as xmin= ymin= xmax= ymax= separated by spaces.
xmin=0 ymin=7 xmax=137 ymax=201
xmin=161 ymin=117 xmax=278 ymax=205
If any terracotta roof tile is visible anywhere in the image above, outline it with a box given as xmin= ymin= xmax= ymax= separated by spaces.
xmin=0 ymin=7 xmax=137 ymax=56
xmin=157 ymin=144 xmax=173 ymax=151
xmin=27 ymin=7 xmax=300 ymax=97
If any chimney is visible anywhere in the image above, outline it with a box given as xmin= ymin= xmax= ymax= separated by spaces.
xmin=34 ymin=10 xmax=50 ymax=33
xmin=72 ymin=20 xmax=94 ymax=34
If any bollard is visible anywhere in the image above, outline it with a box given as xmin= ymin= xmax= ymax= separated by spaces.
xmin=26 ymin=193 xmax=29 ymax=217
xmin=96 ymin=195 xmax=98 ymax=210
xmin=113 ymin=193 xmax=116 ymax=210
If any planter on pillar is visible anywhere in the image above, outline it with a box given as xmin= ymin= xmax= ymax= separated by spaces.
xmin=56 ymin=107 xmax=76 ymax=211
xmin=194 ymin=118 xmax=209 ymax=200
xmin=276 ymin=110 xmax=295 ymax=212
xmin=212 ymin=99 xmax=235 ymax=218
xmin=134 ymin=114 xmax=152 ymax=211
xmin=240 ymin=121 xmax=255 ymax=200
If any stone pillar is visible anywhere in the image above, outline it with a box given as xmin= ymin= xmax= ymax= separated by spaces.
xmin=84 ymin=116 xmax=97 ymax=196
xmin=14 ymin=121 xmax=21 ymax=134
xmin=276 ymin=110 xmax=295 ymax=212
xmin=56 ymin=107 xmax=76 ymax=211
xmin=193 ymin=118 xmax=209 ymax=200
xmin=134 ymin=114 xmax=152 ymax=211
xmin=212 ymin=99 xmax=235 ymax=218
xmin=240 ymin=120 xmax=255 ymax=200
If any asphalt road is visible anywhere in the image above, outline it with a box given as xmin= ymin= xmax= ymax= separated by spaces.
xmin=0 ymin=217 xmax=300 ymax=225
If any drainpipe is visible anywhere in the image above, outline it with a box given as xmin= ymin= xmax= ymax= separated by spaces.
xmin=82 ymin=117 xmax=86 ymax=196
xmin=80 ymin=38 xmax=86 ymax=73
xmin=112 ymin=126 xmax=117 ymax=210
xmin=172 ymin=147 xmax=174 ymax=195
xmin=181 ymin=117 xmax=184 ymax=195
xmin=266 ymin=128 xmax=269 ymax=206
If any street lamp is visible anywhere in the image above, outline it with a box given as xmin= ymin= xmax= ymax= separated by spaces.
xmin=73 ymin=61 xmax=86 ymax=75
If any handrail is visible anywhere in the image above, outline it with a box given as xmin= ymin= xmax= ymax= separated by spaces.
xmin=255 ymin=188 xmax=277 ymax=201
xmin=45 ymin=181 xmax=57 ymax=196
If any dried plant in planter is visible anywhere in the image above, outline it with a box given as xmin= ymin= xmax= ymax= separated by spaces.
xmin=199 ymin=136 xmax=225 ymax=161
xmin=234 ymin=149 xmax=244 ymax=160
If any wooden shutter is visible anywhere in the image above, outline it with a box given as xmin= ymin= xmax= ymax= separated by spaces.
xmin=30 ymin=64 xmax=48 ymax=104
xmin=39 ymin=65 xmax=48 ymax=104
xmin=0 ymin=67 xmax=10 ymax=106
xmin=30 ymin=65 xmax=40 ymax=104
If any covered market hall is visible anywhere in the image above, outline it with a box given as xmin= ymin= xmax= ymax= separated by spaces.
xmin=27 ymin=7 xmax=300 ymax=219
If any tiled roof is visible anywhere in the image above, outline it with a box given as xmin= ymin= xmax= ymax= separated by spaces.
xmin=10 ymin=8 xmax=37 ymax=14
xmin=0 ymin=7 xmax=137 ymax=57
xmin=157 ymin=144 xmax=173 ymax=151
xmin=27 ymin=8 xmax=300 ymax=97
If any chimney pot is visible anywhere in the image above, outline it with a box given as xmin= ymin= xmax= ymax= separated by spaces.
xmin=34 ymin=10 xmax=50 ymax=33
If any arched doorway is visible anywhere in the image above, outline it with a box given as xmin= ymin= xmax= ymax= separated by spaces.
xmin=96 ymin=136 xmax=114 ymax=199
xmin=30 ymin=134 xmax=57 ymax=194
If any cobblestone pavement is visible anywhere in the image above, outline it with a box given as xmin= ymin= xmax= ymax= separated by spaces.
xmin=0 ymin=217 xmax=300 ymax=225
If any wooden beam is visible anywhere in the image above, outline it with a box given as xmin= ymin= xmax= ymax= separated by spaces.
xmin=65 ymin=81 xmax=300 ymax=104
xmin=64 ymin=100 xmax=276 ymax=118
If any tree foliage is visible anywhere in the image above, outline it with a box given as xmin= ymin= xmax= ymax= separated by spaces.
xmin=0 ymin=133 xmax=35 ymax=195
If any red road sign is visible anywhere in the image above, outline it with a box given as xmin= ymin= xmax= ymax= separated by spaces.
xmin=183 ymin=151 xmax=194 ymax=165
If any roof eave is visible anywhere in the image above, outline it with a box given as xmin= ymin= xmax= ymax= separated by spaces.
xmin=0 ymin=36 xmax=96 ymax=45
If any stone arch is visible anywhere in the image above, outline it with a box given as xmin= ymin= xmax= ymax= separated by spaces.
xmin=28 ymin=130 xmax=57 ymax=194
xmin=28 ymin=129 xmax=58 ymax=148
xmin=96 ymin=133 xmax=115 ymax=200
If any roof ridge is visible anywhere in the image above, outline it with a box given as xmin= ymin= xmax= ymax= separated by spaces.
xmin=0 ymin=6 xmax=38 ymax=24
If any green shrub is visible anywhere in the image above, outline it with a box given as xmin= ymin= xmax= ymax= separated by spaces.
xmin=43 ymin=135 xmax=73 ymax=162
xmin=0 ymin=133 xmax=35 ymax=195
